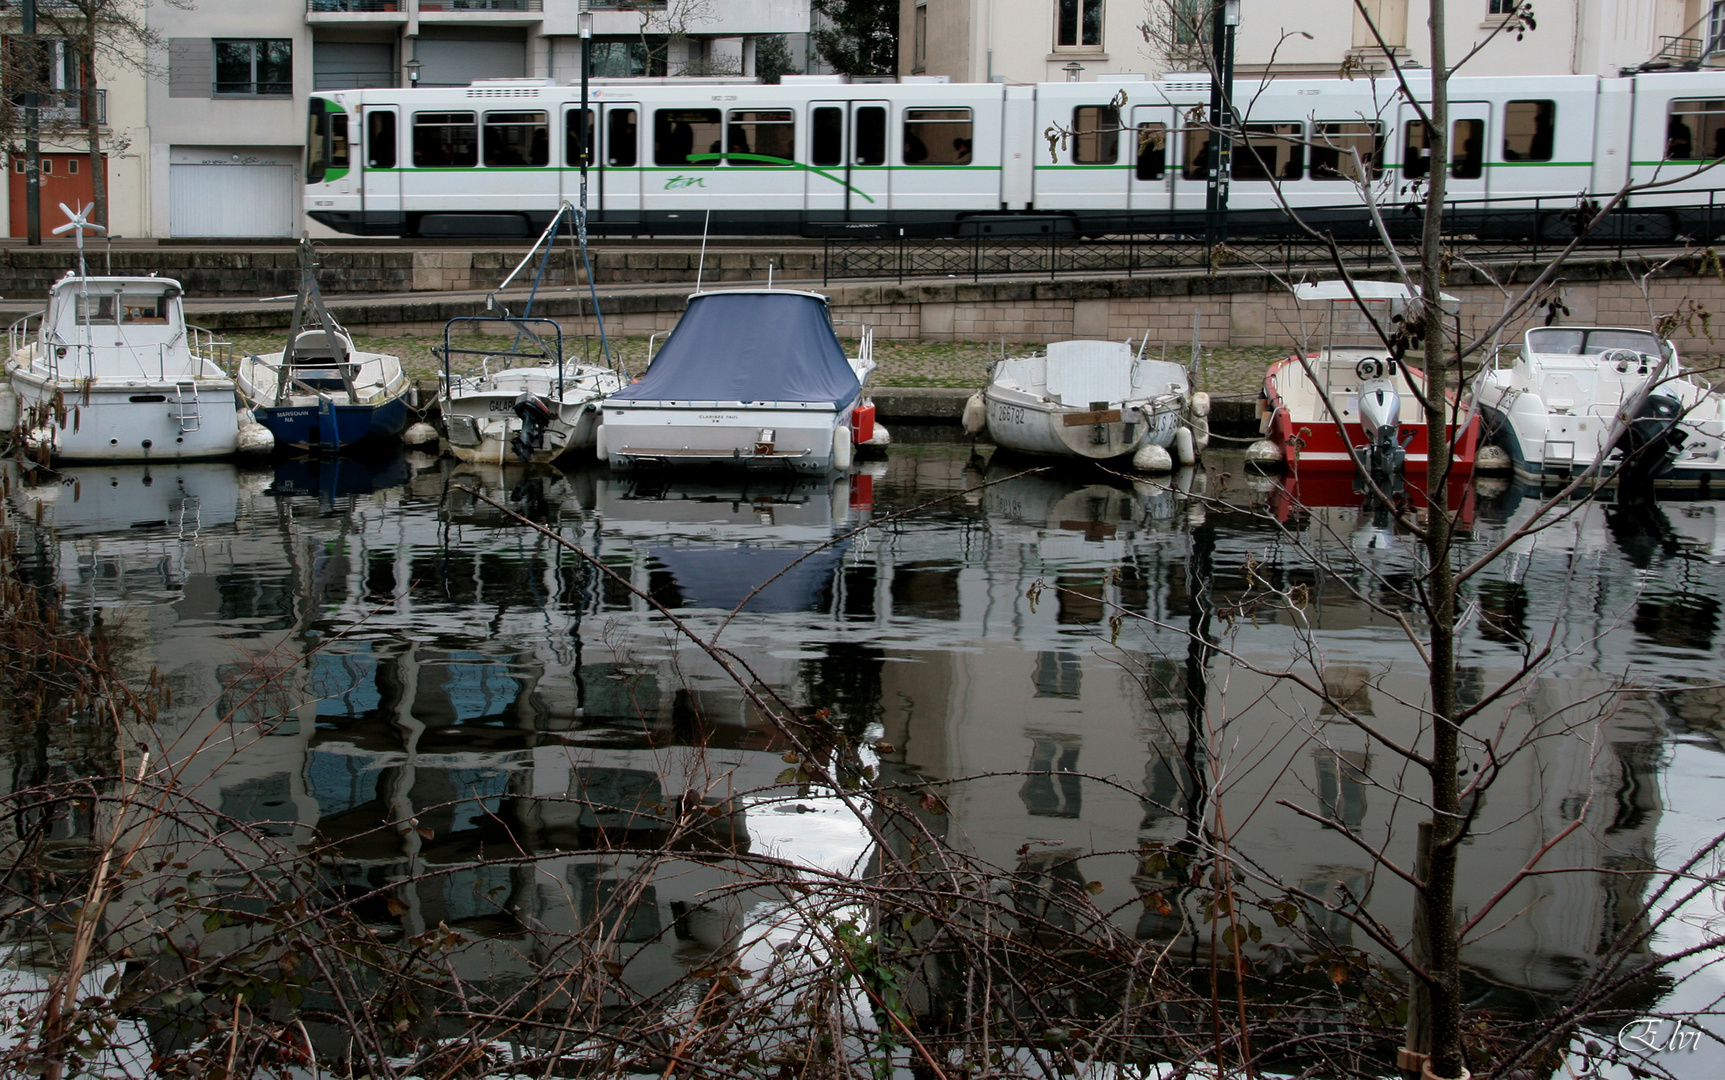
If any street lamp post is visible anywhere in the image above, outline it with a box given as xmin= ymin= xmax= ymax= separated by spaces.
xmin=404 ymin=57 xmax=422 ymax=88
xmin=578 ymin=4 xmax=593 ymax=244
xmin=1204 ymin=0 xmax=1239 ymax=251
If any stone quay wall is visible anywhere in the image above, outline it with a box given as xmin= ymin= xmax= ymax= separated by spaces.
xmin=202 ymin=255 xmax=1725 ymax=360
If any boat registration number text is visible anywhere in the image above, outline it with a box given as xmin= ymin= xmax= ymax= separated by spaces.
xmin=991 ymin=403 xmax=1029 ymax=427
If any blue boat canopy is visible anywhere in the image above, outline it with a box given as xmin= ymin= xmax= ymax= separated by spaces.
xmin=610 ymin=290 xmax=861 ymax=408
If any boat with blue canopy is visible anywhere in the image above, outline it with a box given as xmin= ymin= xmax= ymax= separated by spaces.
xmin=598 ymin=289 xmax=876 ymax=475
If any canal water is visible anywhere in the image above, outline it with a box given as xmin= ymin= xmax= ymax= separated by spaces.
xmin=2 ymin=439 xmax=1720 ymax=1077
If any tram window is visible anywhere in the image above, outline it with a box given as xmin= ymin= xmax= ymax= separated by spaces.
xmin=1502 ymin=100 xmax=1554 ymax=161
xmin=307 ymin=101 xmax=329 ymax=183
xmin=1234 ymin=123 xmax=1303 ymax=181
xmin=484 ymin=111 xmax=548 ymax=168
xmin=366 ymin=112 xmax=396 ymax=170
xmin=566 ymin=109 xmax=595 ymax=167
xmin=330 ymin=114 xmax=350 ymax=171
xmin=904 ymin=108 xmax=972 ymax=165
xmin=1135 ymin=123 xmax=1167 ymax=180
xmin=812 ymin=106 xmax=843 ymax=167
xmin=1666 ymin=99 xmax=1725 ymax=160
xmin=727 ymin=109 xmax=795 ymax=165
xmin=655 ymin=108 xmax=721 ymax=166
xmin=413 ymin=112 xmax=477 ymax=169
xmin=1403 ymin=120 xmax=1430 ymax=179
xmin=1452 ymin=119 xmax=1484 ymax=178
xmin=607 ymin=109 xmax=638 ymax=167
xmin=1072 ymin=106 xmax=1119 ymax=164
xmin=855 ymin=106 xmax=887 ymax=166
xmin=1310 ymin=121 xmax=1382 ymax=181
xmin=1183 ymin=125 xmax=1211 ymax=180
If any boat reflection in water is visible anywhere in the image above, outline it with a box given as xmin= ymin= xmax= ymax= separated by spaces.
xmin=0 ymin=448 xmax=1708 ymax=1070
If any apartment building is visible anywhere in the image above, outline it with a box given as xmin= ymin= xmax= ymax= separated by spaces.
xmin=5 ymin=0 xmax=821 ymax=238
xmin=903 ymin=0 xmax=1723 ymax=83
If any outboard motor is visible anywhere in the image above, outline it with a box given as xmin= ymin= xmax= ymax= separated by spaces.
xmin=1614 ymin=391 xmax=1686 ymax=503
xmin=1355 ymin=357 xmax=1406 ymax=496
xmin=511 ymin=391 xmax=554 ymax=463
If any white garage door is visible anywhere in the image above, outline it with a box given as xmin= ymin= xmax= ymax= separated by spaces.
xmin=169 ymin=163 xmax=297 ymax=237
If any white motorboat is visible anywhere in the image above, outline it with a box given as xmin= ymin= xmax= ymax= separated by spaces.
xmin=600 ymin=289 xmax=876 ymax=475
xmin=980 ymin=339 xmax=1190 ymax=462
xmin=438 ymin=204 xmax=625 ymax=465
xmin=6 ymin=272 xmax=240 ymax=462
xmin=440 ymin=318 xmax=623 ymax=465
xmin=1476 ymin=325 xmax=1725 ymax=489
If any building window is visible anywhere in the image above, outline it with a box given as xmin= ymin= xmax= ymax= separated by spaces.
xmin=913 ymin=2 xmax=928 ymax=71
xmin=1712 ymin=3 xmax=1725 ymax=54
xmin=214 ymin=39 xmax=291 ymax=96
xmin=1056 ymin=0 xmax=1103 ymax=50
xmin=1488 ymin=0 xmax=1518 ymax=14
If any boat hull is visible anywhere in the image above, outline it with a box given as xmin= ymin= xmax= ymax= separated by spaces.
xmin=1480 ymin=399 xmax=1725 ymax=489
xmin=984 ymin=384 xmax=1180 ymax=460
xmin=248 ymin=397 xmax=409 ymax=452
xmin=602 ymin=401 xmax=854 ymax=474
xmin=1260 ymin=358 xmax=1479 ymax=477
xmin=442 ymin=393 xmax=602 ymax=465
xmin=7 ymin=367 xmax=241 ymax=462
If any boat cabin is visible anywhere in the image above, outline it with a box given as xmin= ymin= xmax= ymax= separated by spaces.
xmin=1510 ymin=327 xmax=1677 ymax=416
xmin=40 ymin=276 xmax=194 ymax=380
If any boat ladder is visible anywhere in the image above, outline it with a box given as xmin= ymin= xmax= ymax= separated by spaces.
xmin=170 ymin=381 xmax=203 ymax=433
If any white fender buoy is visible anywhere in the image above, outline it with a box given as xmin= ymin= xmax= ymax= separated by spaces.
xmin=864 ymin=422 xmax=891 ymax=448
xmin=1174 ymin=427 xmax=1196 ymax=467
xmin=0 ymin=385 xmax=18 ymax=433
xmin=1475 ymin=444 xmax=1512 ymax=476
xmin=403 ymin=421 xmax=439 ymax=447
xmin=594 ymin=421 xmax=609 ymax=463
xmin=961 ymin=391 xmax=987 ymax=436
xmin=237 ymin=422 xmax=275 ymax=457
xmin=1188 ymin=392 xmax=1211 ymax=455
xmin=1245 ymin=440 xmax=1285 ymax=472
xmin=833 ymin=424 xmax=854 ymax=471
xmin=24 ymin=426 xmax=56 ymax=453
xmin=1132 ymin=442 xmax=1174 ymax=474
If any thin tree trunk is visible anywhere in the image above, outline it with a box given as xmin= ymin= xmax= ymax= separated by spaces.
xmin=83 ymin=21 xmax=104 ymax=228
xmin=1419 ymin=2 xmax=1466 ymax=1078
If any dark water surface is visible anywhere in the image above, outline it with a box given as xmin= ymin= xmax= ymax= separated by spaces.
xmin=4 ymin=443 xmax=1722 ymax=1077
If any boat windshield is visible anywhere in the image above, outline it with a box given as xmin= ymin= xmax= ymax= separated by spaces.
xmin=1526 ymin=327 xmax=1669 ymax=358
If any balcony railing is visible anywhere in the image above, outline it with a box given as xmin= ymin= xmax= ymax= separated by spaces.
xmin=308 ymin=1 xmax=407 ymax=11
xmin=8 ymin=88 xmax=107 ymax=127
xmin=418 ymin=0 xmax=543 ymax=11
xmin=585 ymin=1 xmax=669 ymax=8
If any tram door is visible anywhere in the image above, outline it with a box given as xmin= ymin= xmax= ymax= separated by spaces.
xmin=360 ymin=106 xmax=404 ymax=233
xmin=1396 ymin=101 xmax=1490 ymax=202
xmin=804 ymin=100 xmax=889 ymax=221
xmin=600 ymin=103 xmax=641 ymax=226
xmin=1128 ymin=105 xmax=1202 ymax=220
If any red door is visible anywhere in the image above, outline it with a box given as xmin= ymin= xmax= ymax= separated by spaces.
xmin=9 ymin=153 xmax=107 ymax=237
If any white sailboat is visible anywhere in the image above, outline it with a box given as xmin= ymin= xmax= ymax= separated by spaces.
xmin=980 ymin=339 xmax=1190 ymax=462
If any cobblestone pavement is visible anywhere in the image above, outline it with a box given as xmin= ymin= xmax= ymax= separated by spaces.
xmin=228 ymin=331 xmax=1292 ymax=398
xmin=226 ymin=330 xmax=1725 ymax=404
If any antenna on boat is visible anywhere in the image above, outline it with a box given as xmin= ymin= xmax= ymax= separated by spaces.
xmin=695 ymin=209 xmax=712 ymax=293
xmin=52 ymin=202 xmax=104 ymax=278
